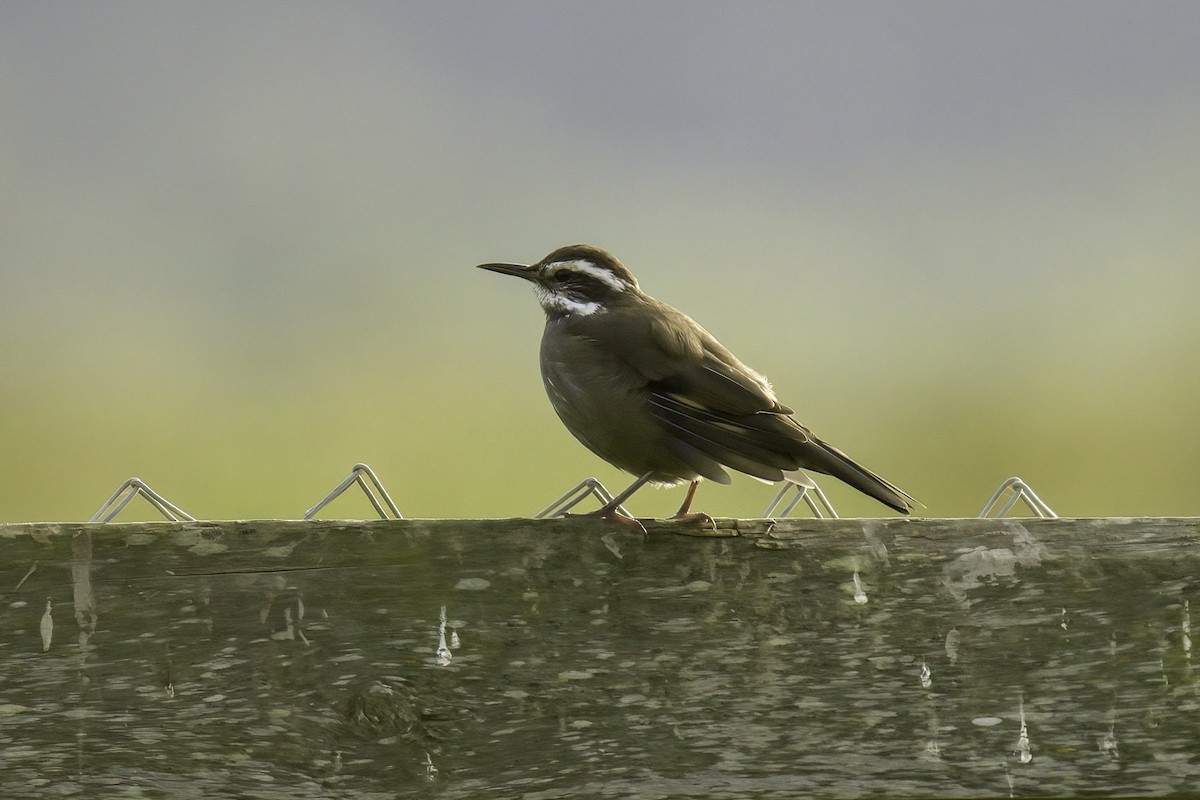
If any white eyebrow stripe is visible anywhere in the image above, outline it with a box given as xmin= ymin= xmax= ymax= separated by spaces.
xmin=549 ymin=259 xmax=630 ymax=292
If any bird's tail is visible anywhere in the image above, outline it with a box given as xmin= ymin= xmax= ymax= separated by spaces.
xmin=784 ymin=438 xmax=917 ymax=515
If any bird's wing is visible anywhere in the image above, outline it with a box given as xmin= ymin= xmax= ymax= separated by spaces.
xmin=618 ymin=299 xmax=793 ymax=416
xmin=572 ymin=300 xmax=802 ymax=482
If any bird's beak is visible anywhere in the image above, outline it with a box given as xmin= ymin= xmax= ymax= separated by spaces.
xmin=477 ymin=262 xmax=538 ymax=282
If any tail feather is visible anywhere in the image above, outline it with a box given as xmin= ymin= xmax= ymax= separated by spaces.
xmin=795 ymin=437 xmax=917 ymax=514
xmin=646 ymin=390 xmax=916 ymax=514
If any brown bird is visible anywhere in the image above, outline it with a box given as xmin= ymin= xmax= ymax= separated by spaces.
xmin=478 ymin=244 xmax=915 ymax=527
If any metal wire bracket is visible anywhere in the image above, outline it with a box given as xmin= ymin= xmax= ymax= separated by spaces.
xmin=536 ymin=477 xmax=631 ymax=519
xmin=762 ymin=481 xmax=840 ymax=519
xmin=978 ymin=476 xmax=1057 ymax=518
xmin=304 ymin=463 xmax=403 ymax=520
xmin=89 ymin=477 xmax=196 ymax=523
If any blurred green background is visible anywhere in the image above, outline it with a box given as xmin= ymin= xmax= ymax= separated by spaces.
xmin=2 ymin=2 xmax=1198 ymax=522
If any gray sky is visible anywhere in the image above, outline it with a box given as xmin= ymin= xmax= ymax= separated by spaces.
xmin=5 ymin=3 xmax=1198 ymax=303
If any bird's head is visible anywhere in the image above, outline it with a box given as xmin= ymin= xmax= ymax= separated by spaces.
xmin=477 ymin=244 xmax=640 ymax=317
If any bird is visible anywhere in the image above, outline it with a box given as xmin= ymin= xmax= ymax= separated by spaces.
xmin=477 ymin=244 xmax=915 ymax=527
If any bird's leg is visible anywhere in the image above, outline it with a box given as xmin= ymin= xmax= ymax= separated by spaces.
xmin=594 ymin=471 xmax=655 ymax=516
xmin=673 ymin=480 xmax=700 ymax=516
xmin=570 ymin=471 xmax=654 ymax=534
xmin=669 ymin=480 xmax=715 ymax=527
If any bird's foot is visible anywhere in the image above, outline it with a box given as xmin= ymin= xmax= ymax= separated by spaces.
xmin=563 ymin=509 xmax=647 ymax=536
xmin=668 ymin=510 xmax=717 ymax=530
xmin=604 ymin=511 xmax=648 ymax=536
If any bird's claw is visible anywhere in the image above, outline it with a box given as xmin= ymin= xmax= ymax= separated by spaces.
xmin=562 ymin=509 xmax=647 ymax=536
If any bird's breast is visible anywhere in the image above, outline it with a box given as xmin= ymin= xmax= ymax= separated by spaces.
xmin=537 ymin=324 xmax=682 ymax=476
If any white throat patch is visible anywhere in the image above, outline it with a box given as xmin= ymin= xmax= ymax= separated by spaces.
xmin=535 ymin=286 xmax=602 ymax=316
